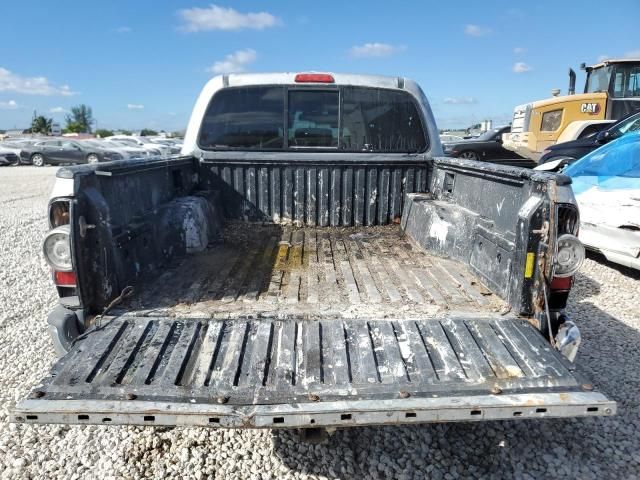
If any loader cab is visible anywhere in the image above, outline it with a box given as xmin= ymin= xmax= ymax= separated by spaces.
xmin=584 ymin=59 xmax=640 ymax=119
xmin=503 ymin=60 xmax=640 ymax=161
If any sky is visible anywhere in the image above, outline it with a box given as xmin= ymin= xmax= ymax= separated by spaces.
xmin=1 ymin=0 xmax=639 ymax=132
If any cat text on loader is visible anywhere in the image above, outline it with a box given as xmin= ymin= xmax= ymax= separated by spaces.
xmin=503 ymin=59 xmax=640 ymax=161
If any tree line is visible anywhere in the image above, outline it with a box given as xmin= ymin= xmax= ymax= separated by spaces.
xmin=29 ymin=104 xmax=167 ymax=137
xmin=30 ymin=104 xmax=94 ymax=134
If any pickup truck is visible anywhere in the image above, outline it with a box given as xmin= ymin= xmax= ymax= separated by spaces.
xmin=13 ymin=73 xmax=615 ymax=430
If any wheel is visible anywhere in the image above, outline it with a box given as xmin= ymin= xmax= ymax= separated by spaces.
xmin=459 ymin=151 xmax=479 ymax=161
xmin=86 ymin=154 xmax=99 ymax=164
xmin=31 ymin=153 xmax=45 ymax=167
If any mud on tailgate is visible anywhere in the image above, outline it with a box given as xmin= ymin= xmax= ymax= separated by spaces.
xmin=13 ymin=316 xmax=615 ymax=428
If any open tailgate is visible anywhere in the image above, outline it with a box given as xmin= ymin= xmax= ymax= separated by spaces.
xmin=13 ymin=316 xmax=615 ymax=428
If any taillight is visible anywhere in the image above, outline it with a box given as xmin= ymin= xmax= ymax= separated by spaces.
xmin=550 ymin=276 xmax=573 ymax=291
xmin=54 ymin=270 xmax=76 ymax=287
xmin=554 ymin=234 xmax=585 ymax=277
xmin=546 ymin=204 xmax=581 ymax=311
xmin=557 ymin=204 xmax=579 ymax=236
xmin=295 ymin=73 xmax=335 ymax=83
xmin=548 ymin=275 xmax=574 ymax=310
xmin=553 ymin=204 xmax=584 ymax=278
xmin=49 ymin=200 xmax=70 ymax=228
xmin=43 ymin=225 xmax=72 ymax=271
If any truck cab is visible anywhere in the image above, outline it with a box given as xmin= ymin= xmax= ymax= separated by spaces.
xmin=504 ymin=59 xmax=640 ymax=161
xmin=13 ymin=73 xmax=615 ymax=430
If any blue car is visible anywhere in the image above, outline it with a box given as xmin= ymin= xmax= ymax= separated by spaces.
xmin=564 ymin=132 xmax=640 ymax=270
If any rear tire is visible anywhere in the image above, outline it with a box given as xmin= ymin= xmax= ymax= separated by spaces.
xmin=459 ymin=151 xmax=479 ymax=161
xmin=31 ymin=153 xmax=45 ymax=167
xmin=87 ymin=154 xmax=99 ymax=164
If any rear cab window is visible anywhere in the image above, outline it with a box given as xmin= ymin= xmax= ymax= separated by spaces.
xmin=288 ymin=90 xmax=339 ymax=148
xmin=198 ymin=85 xmax=427 ymax=153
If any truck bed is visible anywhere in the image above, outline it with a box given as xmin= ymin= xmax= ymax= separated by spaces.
xmin=17 ymin=223 xmax=616 ymax=428
xmin=14 ymin=76 xmax=617 ymax=430
xmin=120 ymin=223 xmax=505 ymax=320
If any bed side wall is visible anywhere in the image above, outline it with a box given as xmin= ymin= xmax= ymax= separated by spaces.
xmin=402 ymin=157 xmax=558 ymax=315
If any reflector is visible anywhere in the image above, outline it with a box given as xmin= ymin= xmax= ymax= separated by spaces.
xmin=54 ymin=270 xmax=76 ymax=287
xmin=550 ymin=276 xmax=573 ymax=290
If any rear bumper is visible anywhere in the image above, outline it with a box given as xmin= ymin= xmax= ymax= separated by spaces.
xmin=13 ymin=391 xmax=616 ymax=428
xmin=47 ymin=304 xmax=82 ymax=357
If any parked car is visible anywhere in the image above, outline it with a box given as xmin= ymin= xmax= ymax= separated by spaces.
xmin=564 ymin=132 xmax=640 ymax=270
xmin=444 ymin=126 xmax=524 ymax=160
xmin=146 ymin=137 xmax=182 ymax=154
xmin=0 ymin=146 xmax=19 ymax=166
xmin=439 ymin=134 xmax=464 ymax=143
xmin=0 ymin=142 xmax=22 ymax=157
xmin=539 ymin=109 xmax=640 ymax=164
xmin=105 ymin=135 xmax=171 ymax=155
xmin=13 ymin=72 xmax=614 ymax=431
xmin=80 ymin=140 xmax=147 ymax=160
xmin=554 ymin=120 xmax=614 ymax=144
xmin=102 ymin=139 xmax=161 ymax=157
xmin=19 ymin=139 xmax=123 ymax=166
xmin=0 ymin=138 xmax=41 ymax=157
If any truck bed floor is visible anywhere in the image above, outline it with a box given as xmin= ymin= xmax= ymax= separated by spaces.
xmin=121 ymin=224 xmax=505 ymax=319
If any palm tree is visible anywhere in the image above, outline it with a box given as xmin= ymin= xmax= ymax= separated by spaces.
xmin=65 ymin=104 xmax=94 ymax=133
xmin=31 ymin=115 xmax=52 ymax=135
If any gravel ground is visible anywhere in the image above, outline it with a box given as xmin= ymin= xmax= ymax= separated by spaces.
xmin=0 ymin=166 xmax=639 ymax=479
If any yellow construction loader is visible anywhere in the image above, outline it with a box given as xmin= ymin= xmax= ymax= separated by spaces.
xmin=503 ymin=59 xmax=640 ymax=161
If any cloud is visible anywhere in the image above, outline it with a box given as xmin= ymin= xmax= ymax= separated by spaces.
xmin=598 ymin=51 xmax=639 ymax=62
xmin=178 ymin=4 xmax=280 ymax=32
xmin=514 ymin=47 xmax=526 ymax=54
xmin=349 ymin=43 xmax=404 ymax=58
xmin=464 ymin=24 xmax=492 ymax=37
xmin=207 ymin=49 xmax=257 ymax=74
xmin=513 ymin=62 xmax=533 ymax=73
xmin=127 ymin=104 xmax=145 ymax=110
xmin=0 ymin=67 xmax=77 ymax=96
xmin=49 ymin=106 xmax=67 ymax=113
xmin=443 ymin=97 xmax=478 ymax=105
xmin=116 ymin=26 xmax=132 ymax=33
xmin=0 ymin=100 xmax=19 ymax=110
xmin=506 ymin=8 xmax=525 ymax=19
